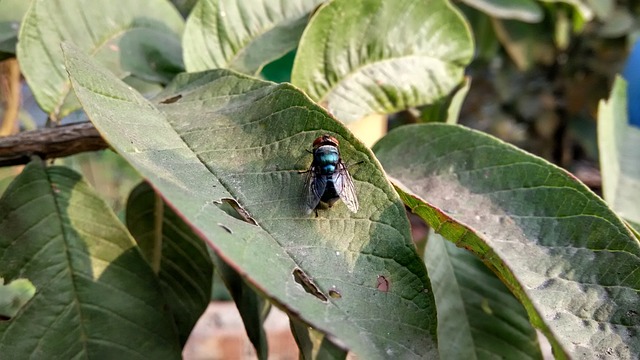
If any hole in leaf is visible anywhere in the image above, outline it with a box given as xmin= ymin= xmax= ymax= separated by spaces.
xmin=215 ymin=198 xmax=257 ymax=225
xmin=328 ymin=287 xmax=342 ymax=299
xmin=481 ymin=298 xmax=493 ymax=315
xmin=376 ymin=275 xmax=389 ymax=292
xmin=218 ymin=223 xmax=232 ymax=234
xmin=159 ymin=94 xmax=182 ymax=104
xmin=0 ymin=278 xmax=36 ymax=320
xmin=292 ymin=268 xmax=327 ymax=302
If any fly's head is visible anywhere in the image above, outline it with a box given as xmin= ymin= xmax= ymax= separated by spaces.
xmin=312 ymin=134 xmax=339 ymax=149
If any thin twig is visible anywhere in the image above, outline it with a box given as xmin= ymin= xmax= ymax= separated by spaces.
xmin=0 ymin=122 xmax=108 ymax=167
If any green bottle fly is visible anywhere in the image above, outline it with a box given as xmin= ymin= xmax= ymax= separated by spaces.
xmin=302 ymin=135 xmax=358 ymax=215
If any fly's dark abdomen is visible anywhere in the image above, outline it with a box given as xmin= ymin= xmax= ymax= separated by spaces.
xmin=313 ymin=146 xmax=340 ymax=206
xmin=320 ymin=177 xmax=340 ymax=205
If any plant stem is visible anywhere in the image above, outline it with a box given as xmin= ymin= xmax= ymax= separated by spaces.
xmin=0 ymin=122 xmax=108 ymax=167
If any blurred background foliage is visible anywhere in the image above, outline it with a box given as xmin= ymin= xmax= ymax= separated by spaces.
xmin=455 ymin=0 xmax=639 ymax=191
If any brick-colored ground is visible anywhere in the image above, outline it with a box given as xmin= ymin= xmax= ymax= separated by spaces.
xmin=183 ymin=302 xmax=298 ymax=360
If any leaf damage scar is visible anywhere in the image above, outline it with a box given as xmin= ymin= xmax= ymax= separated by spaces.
xmin=292 ymin=267 xmax=328 ymax=302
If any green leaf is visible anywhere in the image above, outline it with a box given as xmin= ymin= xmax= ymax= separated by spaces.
xmin=170 ymin=0 xmax=199 ymax=17
xmin=205 ymin=200 xmax=270 ymax=359
xmin=459 ymin=5 xmax=500 ymax=62
xmin=425 ymin=232 xmax=542 ymax=359
xmin=126 ymin=181 xmax=213 ymax=346
xmin=182 ymin=0 xmax=323 ymax=74
xmin=584 ymin=0 xmax=613 ymax=19
xmin=445 ymin=78 xmax=471 ymax=125
xmin=0 ymin=161 xmax=181 ymax=358
xmin=0 ymin=278 xmax=35 ymax=319
xmin=291 ymin=0 xmax=473 ymax=123
xmin=598 ymin=8 xmax=634 ymax=38
xmin=0 ymin=0 xmax=32 ymax=56
xmin=16 ymin=0 xmax=184 ymax=120
xmin=419 ymin=78 xmax=471 ymax=124
xmin=63 ymin=42 xmax=437 ymax=359
xmin=373 ymin=124 xmax=640 ymax=359
xmin=290 ymin=317 xmax=348 ymax=360
xmin=0 ymin=171 xmax=18 ymax=197
xmin=539 ymin=0 xmax=595 ymax=22
xmin=260 ymin=49 xmax=297 ymax=83
xmin=459 ymin=0 xmax=543 ymax=23
xmin=598 ymin=76 xmax=640 ymax=230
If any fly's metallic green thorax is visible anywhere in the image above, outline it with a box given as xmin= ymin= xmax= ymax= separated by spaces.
xmin=303 ymin=135 xmax=359 ymax=215
xmin=313 ymin=145 xmax=340 ymax=175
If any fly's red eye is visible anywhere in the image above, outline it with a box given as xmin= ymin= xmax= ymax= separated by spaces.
xmin=313 ymin=135 xmax=339 ymax=148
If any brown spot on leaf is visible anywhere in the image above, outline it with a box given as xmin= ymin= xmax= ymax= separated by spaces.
xmin=377 ymin=275 xmax=389 ymax=292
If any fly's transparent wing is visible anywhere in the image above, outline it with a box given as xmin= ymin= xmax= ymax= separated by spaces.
xmin=303 ymin=168 xmax=326 ymax=214
xmin=333 ymin=162 xmax=359 ymax=213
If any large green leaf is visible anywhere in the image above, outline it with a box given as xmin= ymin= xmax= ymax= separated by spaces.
xmin=291 ymin=0 xmax=473 ymax=124
xmin=373 ymin=124 xmax=640 ymax=359
xmin=206 ymin=200 xmax=270 ymax=359
xmin=17 ymin=0 xmax=184 ymax=120
xmin=598 ymin=76 xmax=640 ymax=230
xmin=0 ymin=161 xmax=181 ymax=358
xmin=126 ymin=181 xmax=213 ymax=346
xmin=183 ymin=0 xmax=323 ymax=74
xmin=425 ymin=232 xmax=542 ymax=359
xmin=63 ymin=43 xmax=437 ymax=359
xmin=459 ymin=0 xmax=543 ymax=23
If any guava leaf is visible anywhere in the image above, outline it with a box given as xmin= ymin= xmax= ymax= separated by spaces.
xmin=290 ymin=317 xmax=348 ymax=360
xmin=17 ymin=0 xmax=184 ymax=120
xmin=291 ymin=0 xmax=473 ymax=123
xmin=539 ymin=0 xmax=596 ymax=21
xmin=598 ymin=76 xmax=640 ymax=231
xmin=126 ymin=181 xmax=213 ymax=346
xmin=373 ymin=123 xmax=640 ymax=359
xmin=0 ymin=161 xmax=181 ymax=358
xmin=419 ymin=78 xmax=471 ymax=124
xmin=63 ymin=42 xmax=437 ymax=359
xmin=170 ymin=0 xmax=199 ymax=17
xmin=183 ymin=0 xmax=323 ymax=74
xmin=425 ymin=232 xmax=542 ymax=359
xmin=460 ymin=0 xmax=543 ymax=23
